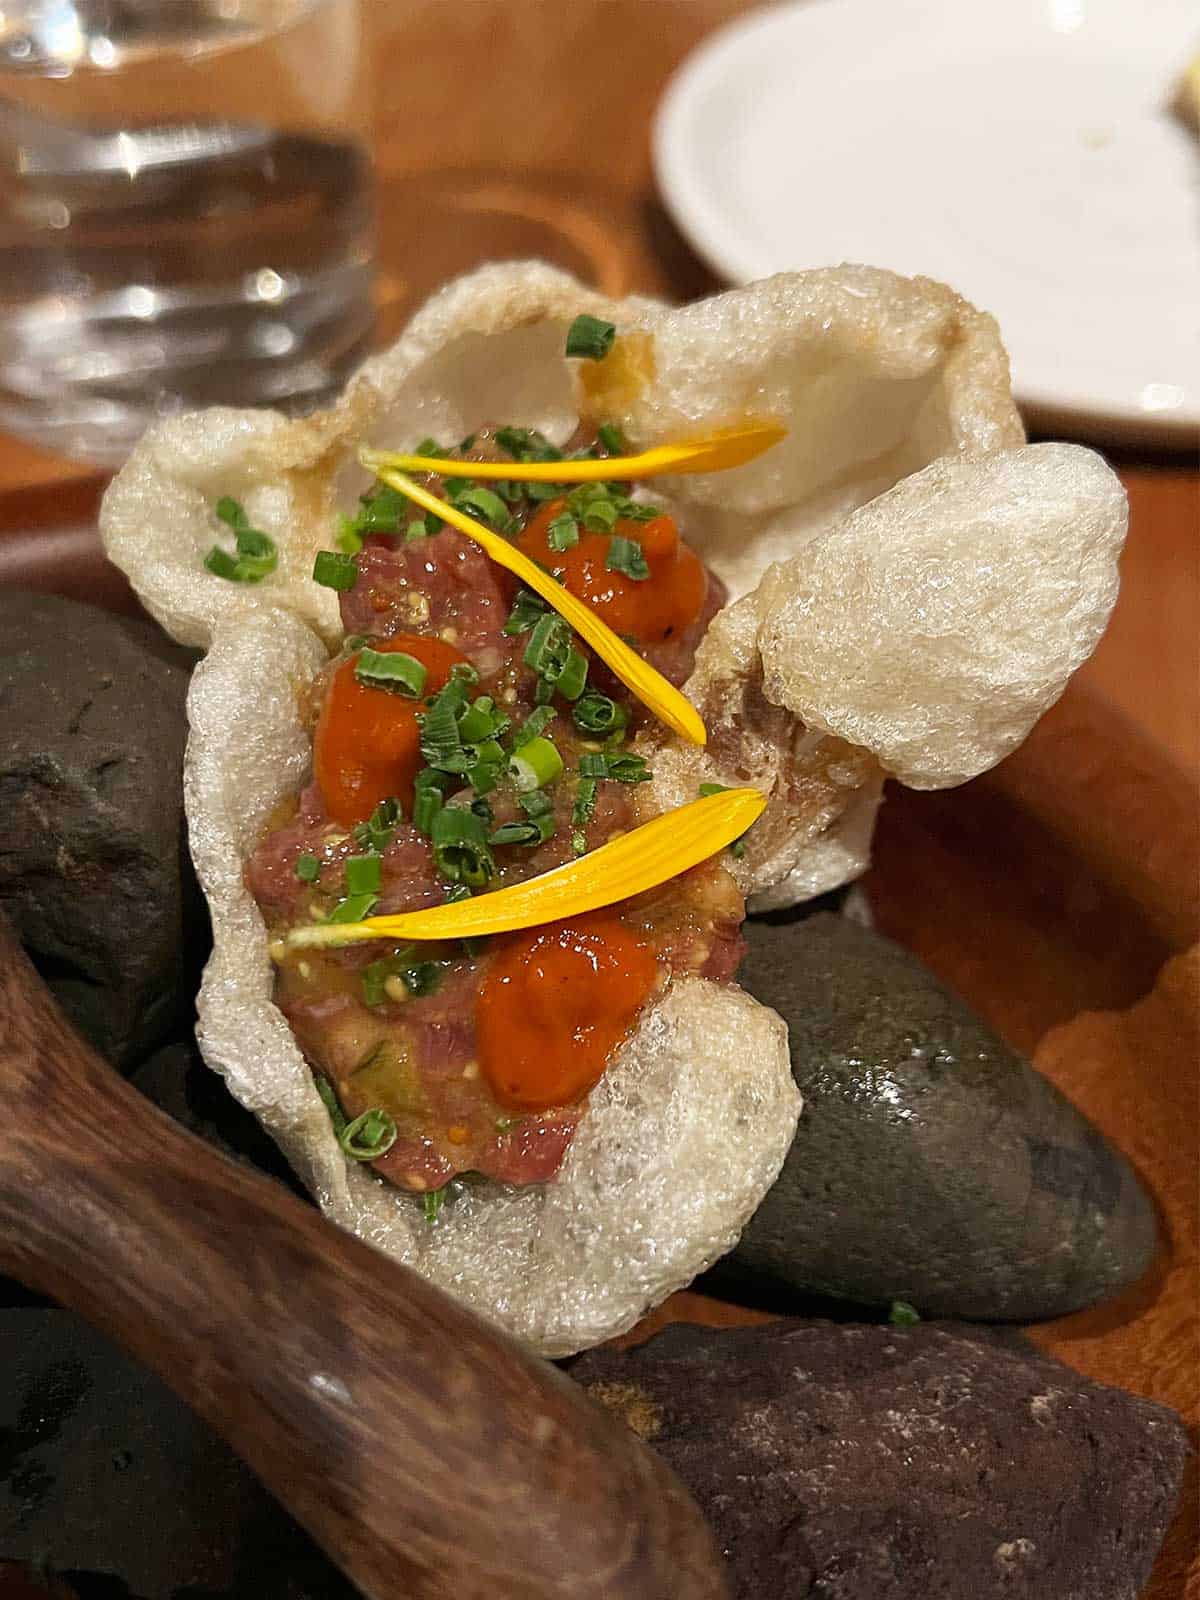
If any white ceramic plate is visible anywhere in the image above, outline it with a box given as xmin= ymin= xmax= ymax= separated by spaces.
xmin=655 ymin=0 xmax=1200 ymax=444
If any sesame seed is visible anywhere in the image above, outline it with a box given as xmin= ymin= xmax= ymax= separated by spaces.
xmin=268 ymin=940 xmax=287 ymax=964
xmin=461 ymin=1060 xmax=480 ymax=1080
xmin=384 ymin=975 xmax=410 ymax=1003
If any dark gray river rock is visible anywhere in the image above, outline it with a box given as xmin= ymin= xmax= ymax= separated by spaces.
xmin=573 ymin=1318 xmax=1188 ymax=1600
xmin=0 ymin=592 xmax=203 ymax=1066
xmin=730 ymin=913 xmax=1159 ymax=1320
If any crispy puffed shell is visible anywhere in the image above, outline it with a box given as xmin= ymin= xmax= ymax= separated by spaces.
xmin=186 ymin=611 xmax=800 ymax=1356
xmin=753 ymin=444 xmax=1127 ymax=790
xmin=101 ymin=260 xmax=1023 ymax=651
xmin=640 ymin=444 xmax=1126 ymax=900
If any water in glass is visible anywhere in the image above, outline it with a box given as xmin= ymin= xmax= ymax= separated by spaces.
xmin=0 ymin=1 xmax=375 ymax=464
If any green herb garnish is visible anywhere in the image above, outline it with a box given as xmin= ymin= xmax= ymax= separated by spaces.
xmin=295 ymin=853 xmax=321 ymax=883
xmin=354 ymin=647 xmax=428 ymax=698
xmin=889 ymin=1300 xmax=921 ymax=1326
xmin=503 ymin=587 xmax=549 ymax=636
xmin=431 ymin=805 xmax=495 ymax=888
xmin=606 ymin=534 xmax=650 ymax=581
xmin=204 ymin=497 xmax=278 ymax=584
xmin=312 ymin=550 xmax=358 ymax=592
xmin=344 ymin=854 xmax=382 ymax=896
xmin=353 ymin=797 xmax=402 ymax=854
xmin=565 ymin=314 xmax=616 ymax=361
xmin=573 ymin=692 xmax=628 ymax=737
xmin=452 ymin=484 xmax=516 ymax=532
xmin=547 ymin=511 xmax=580 ymax=551
xmin=315 ymin=1074 xmax=347 ymax=1136
xmin=326 ymin=891 xmax=379 ymax=924
xmin=509 ymin=735 xmax=564 ymax=793
xmin=339 ymin=1108 xmax=397 ymax=1162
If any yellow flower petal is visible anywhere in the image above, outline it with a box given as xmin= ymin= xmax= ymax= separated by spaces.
xmin=287 ymin=787 xmax=764 ymax=949
xmin=359 ymin=459 xmax=708 ymax=746
xmin=360 ymin=421 xmax=785 ymax=486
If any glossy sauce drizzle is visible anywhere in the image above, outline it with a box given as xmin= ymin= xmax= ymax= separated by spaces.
xmin=475 ymin=915 xmax=658 ymax=1110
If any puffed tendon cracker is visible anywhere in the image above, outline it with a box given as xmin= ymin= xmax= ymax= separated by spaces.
xmin=102 ymin=261 xmax=1022 ymax=650
xmin=186 ymin=610 xmax=800 ymax=1357
xmin=754 ymin=443 xmax=1127 ymax=789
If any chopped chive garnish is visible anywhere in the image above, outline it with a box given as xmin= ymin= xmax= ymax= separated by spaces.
xmin=312 ymin=550 xmax=358 ymax=592
xmin=424 ymin=509 xmax=444 ymax=535
xmin=889 ymin=1300 xmax=921 ymax=1326
xmin=571 ymin=828 xmax=588 ymax=855
xmin=453 ymin=485 xmax=515 ymax=532
xmin=203 ymin=547 xmax=240 ymax=581
xmin=353 ymin=796 xmax=402 ymax=854
xmin=418 ymin=678 xmax=471 ymax=770
xmin=457 ymin=695 xmax=507 ymax=744
xmin=339 ymin=1108 xmax=397 ymax=1161
xmin=490 ymin=819 xmax=545 ymax=847
xmin=336 ymin=517 xmax=363 ymax=555
xmin=431 ymin=806 xmax=495 ymax=887
xmin=572 ymin=775 xmax=598 ymax=830
xmin=605 ymin=752 xmax=651 ymax=783
xmin=573 ymin=692 xmax=628 ymax=736
xmin=450 ymin=660 xmax=481 ymax=687
xmin=565 ymin=313 xmax=616 ymax=361
xmin=547 ymin=511 xmax=580 ymax=551
xmin=405 ymin=519 xmax=427 ymax=542
xmin=512 ymin=706 xmax=556 ymax=749
xmin=295 ymin=853 xmax=321 ymax=883
xmin=553 ymin=647 xmax=589 ymax=702
xmin=580 ymin=751 xmax=652 ymax=783
xmin=326 ymin=892 xmax=379 ymax=924
xmin=423 ymin=1186 xmax=448 ymax=1223
xmin=491 ymin=790 xmax=556 ymax=848
xmin=503 ymin=588 xmax=549 ymax=636
xmin=402 ymin=960 xmax=444 ymax=997
xmin=204 ymin=496 xmax=278 ymax=583
xmin=597 ymin=422 xmax=627 ymax=454
xmin=415 ymin=437 xmax=443 ymax=457
xmin=606 ymin=534 xmax=650 ymax=581
xmin=354 ymin=647 xmax=427 ymax=698
xmin=534 ymin=677 xmax=555 ymax=706
xmin=315 ymin=1074 xmax=347 ymax=1135
xmin=412 ymin=768 xmax=454 ymax=835
xmin=496 ymin=425 xmax=563 ymax=462
xmin=509 ymin=736 xmax=564 ymax=793
xmin=344 ymin=854 xmax=382 ymax=896
xmin=523 ymin=612 xmax=572 ymax=676
xmin=581 ymin=498 xmax=619 ymax=534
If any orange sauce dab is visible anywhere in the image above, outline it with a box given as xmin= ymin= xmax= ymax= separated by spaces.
xmin=475 ymin=916 xmax=658 ymax=1111
xmin=517 ymin=500 xmax=706 ymax=645
xmin=314 ymin=633 xmax=469 ymax=827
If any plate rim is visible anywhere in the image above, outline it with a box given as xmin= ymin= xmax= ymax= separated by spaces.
xmin=653 ymin=0 xmax=1200 ymax=444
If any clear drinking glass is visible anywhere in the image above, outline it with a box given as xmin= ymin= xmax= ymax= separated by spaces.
xmin=0 ymin=1 xmax=375 ymax=465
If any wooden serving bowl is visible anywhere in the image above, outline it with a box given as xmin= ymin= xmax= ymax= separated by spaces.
xmin=0 ymin=483 xmax=1195 ymax=1599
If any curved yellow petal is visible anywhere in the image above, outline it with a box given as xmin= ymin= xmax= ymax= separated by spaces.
xmin=287 ymin=787 xmax=764 ymax=949
xmin=360 ymin=421 xmax=785 ymax=486
xmin=360 ymin=460 xmax=707 ymax=746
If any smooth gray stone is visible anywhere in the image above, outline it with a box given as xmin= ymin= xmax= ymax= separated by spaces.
xmin=0 ymin=592 xmax=203 ymax=1067
xmin=731 ymin=913 xmax=1159 ymax=1320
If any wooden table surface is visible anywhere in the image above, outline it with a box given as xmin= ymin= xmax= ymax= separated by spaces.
xmin=0 ymin=3 xmax=1195 ymax=1596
